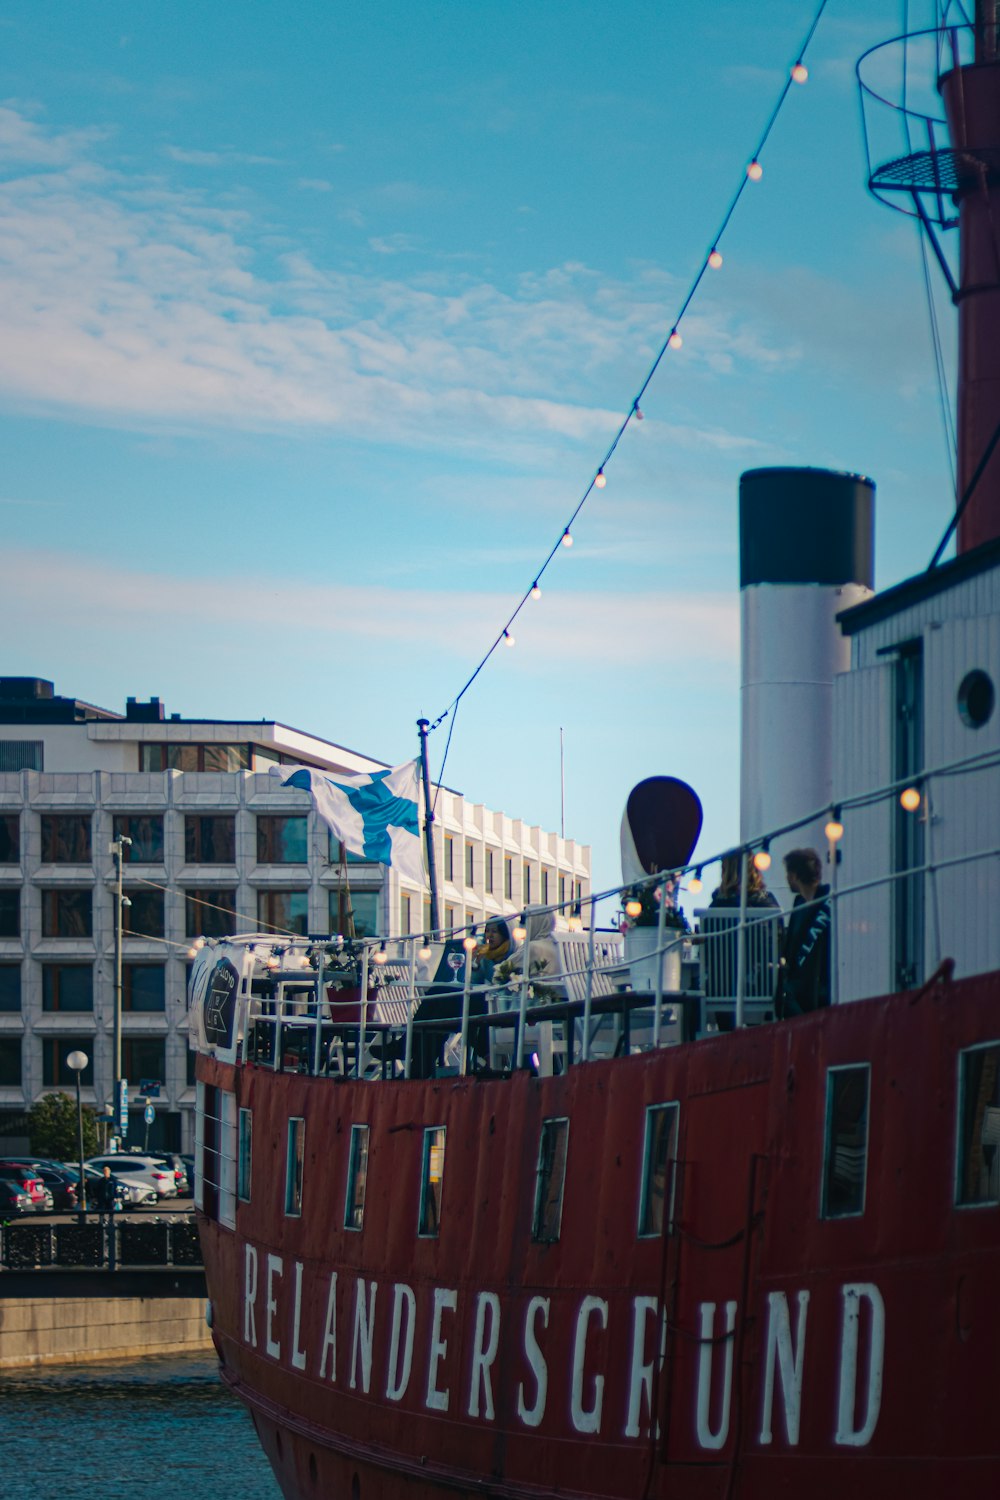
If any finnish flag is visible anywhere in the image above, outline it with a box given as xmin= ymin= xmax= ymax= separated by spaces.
xmin=271 ymin=760 xmax=424 ymax=887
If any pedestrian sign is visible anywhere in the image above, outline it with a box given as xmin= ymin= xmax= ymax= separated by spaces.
xmin=143 ymin=1103 xmax=155 ymax=1125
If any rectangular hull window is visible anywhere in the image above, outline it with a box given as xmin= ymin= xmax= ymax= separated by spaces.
xmin=286 ymin=1117 xmax=305 ymax=1217
xmin=418 ymin=1126 xmax=446 ymax=1237
xmin=638 ymin=1103 xmax=679 ymax=1237
xmin=220 ymin=1090 xmax=237 ymax=1230
xmin=532 ymin=1118 xmax=570 ymax=1243
xmin=237 ymin=1108 xmax=253 ymax=1202
xmin=822 ymin=1065 xmax=871 ymax=1218
xmin=345 ymin=1124 xmax=370 ymax=1230
xmin=957 ymin=1044 xmax=1000 ymax=1206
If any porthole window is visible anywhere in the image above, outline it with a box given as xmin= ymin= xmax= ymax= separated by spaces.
xmin=418 ymin=1126 xmax=446 ymax=1237
xmin=956 ymin=1043 xmax=1000 ymax=1207
xmin=531 ymin=1117 xmax=569 ymax=1243
xmin=957 ymin=669 xmax=995 ymax=729
xmin=638 ymin=1103 xmax=679 ymax=1237
xmin=821 ymin=1065 xmax=870 ymax=1218
xmin=344 ymin=1124 xmax=370 ymax=1231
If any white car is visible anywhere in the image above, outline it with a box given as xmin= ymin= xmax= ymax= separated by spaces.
xmin=86 ymin=1154 xmax=179 ymax=1200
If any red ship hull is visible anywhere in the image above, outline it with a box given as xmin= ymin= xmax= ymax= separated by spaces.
xmin=197 ymin=969 xmax=1000 ymax=1500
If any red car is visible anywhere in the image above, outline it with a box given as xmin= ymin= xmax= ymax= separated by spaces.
xmin=0 ymin=1161 xmax=49 ymax=1211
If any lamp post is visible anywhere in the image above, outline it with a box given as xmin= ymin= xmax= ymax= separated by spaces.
xmin=109 ymin=835 xmax=131 ymax=1144
xmin=66 ymin=1049 xmax=88 ymax=1213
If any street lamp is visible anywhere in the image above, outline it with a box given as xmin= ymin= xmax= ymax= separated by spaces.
xmin=109 ymin=835 xmax=131 ymax=1145
xmin=66 ymin=1049 xmax=89 ymax=1212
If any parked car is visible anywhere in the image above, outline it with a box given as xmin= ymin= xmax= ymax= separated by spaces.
xmin=85 ymin=1154 xmax=178 ymax=1200
xmin=2 ymin=1160 xmax=78 ymax=1211
xmin=0 ymin=1161 xmax=49 ymax=1211
xmin=0 ymin=1178 xmax=33 ymax=1217
xmin=159 ymin=1153 xmax=190 ymax=1196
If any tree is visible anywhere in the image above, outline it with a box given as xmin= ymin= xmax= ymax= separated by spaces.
xmin=28 ymin=1091 xmax=100 ymax=1160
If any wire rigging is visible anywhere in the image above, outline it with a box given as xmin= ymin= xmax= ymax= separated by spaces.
xmin=426 ymin=0 xmax=831 ymax=795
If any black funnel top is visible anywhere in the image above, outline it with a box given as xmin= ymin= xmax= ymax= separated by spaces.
xmin=740 ymin=467 xmax=875 ymax=588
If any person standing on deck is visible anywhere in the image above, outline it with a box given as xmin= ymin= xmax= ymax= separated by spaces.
xmin=776 ymin=847 xmax=831 ymax=1017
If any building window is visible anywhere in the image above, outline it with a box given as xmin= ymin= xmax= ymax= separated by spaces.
xmin=956 ymin=1043 xmax=1000 ymax=1207
xmin=486 ymin=849 xmax=495 ymax=894
xmin=400 ymin=892 xmax=413 ymax=934
xmin=42 ymin=888 xmax=92 ymax=938
xmin=0 ymin=1036 xmax=21 ymax=1085
xmin=0 ymin=964 xmax=20 ymax=1011
xmin=638 ymin=1104 xmax=679 ymax=1237
xmin=345 ymin=1124 xmax=370 ymax=1231
xmin=541 ymin=867 xmax=551 ymax=905
xmin=523 ymin=863 xmax=532 ymax=904
xmin=42 ymin=1038 xmax=93 ymax=1086
xmin=122 ymin=963 xmax=166 ymax=1013
xmin=187 ymin=1044 xmax=198 ymax=1087
xmin=444 ymin=903 xmax=456 ymax=934
xmin=0 ymin=740 xmax=42 ymax=773
xmin=258 ymin=890 xmax=309 ymax=937
xmin=0 ymin=814 xmax=20 ymax=863
xmin=329 ymin=890 xmax=379 ymax=939
xmin=257 ymin=816 xmax=308 ymax=864
xmin=821 ymin=1065 xmax=871 ymax=1218
xmin=505 ymin=856 xmax=513 ymax=901
xmin=418 ymin=1126 xmax=446 ymax=1237
xmin=184 ymin=815 xmax=236 ymax=864
xmin=444 ymin=836 xmax=454 ymax=882
xmin=185 ymin=889 xmax=238 ymax=938
xmin=532 ymin=1118 xmax=570 ymax=1243
xmin=123 ymin=888 xmax=165 ymax=939
xmin=423 ymin=897 xmax=433 ymax=936
xmin=40 ymin=814 xmax=92 ymax=864
xmin=237 ymin=1108 xmax=253 ymax=1202
xmin=286 ymin=1117 xmax=305 ymax=1216
xmin=558 ymin=874 xmax=566 ymax=908
xmin=113 ymin=814 xmax=164 ymax=863
xmin=141 ymin=744 xmax=250 ymax=772
xmin=0 ymin=889 xmax=19 ymax=938
xmin=465 ymin=842 xmax=475 ymax=887
xmin=328 ymin=835 xmax=369 ymax=866
xmin=123 ymin=1037 xmax=166 ymax=1092
xmin=42 ymin=963 xmax=93 ymax=1012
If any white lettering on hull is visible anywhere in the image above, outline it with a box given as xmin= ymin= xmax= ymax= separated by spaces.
xmin=695 ymin=1300 xmax=737 ymax=1450
xmin=426 ymin=1287 xmax=458 ymax=1412
xmin=759 ymin=1290 xmax=809 ymax=1446
xmin=235 ymin=1249 xmax=886 ymax=1452
xmin=516 ymin=1295 xmax=550 ymax=1428
xmin=571 ymin=1297 xmax=608 ymax=1434
xmin=318 ymin=1272 xmax=337 ymax=1381
xmin=265 ymin=1254 xmax=282 ymax=1360
xmin=243 ymin=1243 xmax=258 ymax=1348
xmin=350 ymin=1279 xmax=377 ymax=1393
xmin=835 ymin=1283 xmax=884 ymax=1447
xmin=386 ymin=1282 xmax=416 ymax=1402
xmin=469 ymin=1292 xmax=501 ymax=1421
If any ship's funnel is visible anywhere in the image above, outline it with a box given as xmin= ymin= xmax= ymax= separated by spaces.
xmin=740 ymin=467 xmax=874 ymax=901
xmin=940 ymin=41 xmax=1000 ymax=553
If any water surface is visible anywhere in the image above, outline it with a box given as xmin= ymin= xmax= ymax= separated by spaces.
xmin=0 ymin=1350 xmax=280 ymax=1500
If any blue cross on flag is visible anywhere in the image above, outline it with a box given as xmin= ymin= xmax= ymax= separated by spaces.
xmin=271 ymin=760 xmax=424 ymax=887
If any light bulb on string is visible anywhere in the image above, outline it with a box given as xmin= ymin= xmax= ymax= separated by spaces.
xmin=373 ymin=943 xmax=388 ymax=966
xmin=668 ymin=329 xmax=683 ymax=350
xmin=503 ymin=629 xmax=515 ymax=648
xmin=747 ymin=159 xmax=763 ymax=181
xmin=824 ymin=806 xmax=844 ymax=843
xmin=462 ymin=932 xmax=478 ymax=953
xmin=594 ymin=469 xmax=607 ymax=489
xmin=688 ymin=868 xmax=703 ymax=894
xmin=561 ymin=528 xmax=573 ymax=548
xmin=791 ymin=61 xmax=808 ymax=83
xmin=708 ymin=248 xmax=723 ymax=269
xmin=530 ymin=581 xmax=542 ymax=600
xmin=512 ymin=918 xmax=527 ymax=943
xmin=567 ymin=914 xmax=582 ymax=932
xmin=418 ymin=939 xmax=432 ymax=962
xmin=633 ymin=404 xmax=644 ymax=420
xmin=753 ymin=844 xmax=771 ymax=872
xmin=624 ymin=895 xmax=644 ymax=919
xmin=900 ymin=786 xmax=922 ymax=812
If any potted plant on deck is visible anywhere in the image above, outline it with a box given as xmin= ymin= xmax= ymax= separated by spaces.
xmin=621 ymin=879 xmax=689 ymax=993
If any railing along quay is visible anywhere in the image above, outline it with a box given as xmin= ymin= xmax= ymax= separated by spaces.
xmin=0 ymin=1213 xmax=204 ymax=1272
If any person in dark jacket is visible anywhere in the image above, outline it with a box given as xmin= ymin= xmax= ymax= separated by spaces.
xmin=776 ymin=847 xmax=831 ymax=1017
xmin=94 ymin=1164 xmax=117 ymax=1222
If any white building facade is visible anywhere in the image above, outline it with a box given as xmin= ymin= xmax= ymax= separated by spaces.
xmin=0 ymin=679 xmax=590 ymax=1153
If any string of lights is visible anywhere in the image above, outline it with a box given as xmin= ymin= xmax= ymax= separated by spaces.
xmin=426 ymin=0 xmax=831 ymax=795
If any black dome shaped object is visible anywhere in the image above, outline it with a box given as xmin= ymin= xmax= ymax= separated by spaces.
xmin=621 ymin=777 xmax=703 ymax=880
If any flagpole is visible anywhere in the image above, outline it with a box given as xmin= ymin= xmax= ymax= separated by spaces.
xmin=417 ymin=719 xmax=440 ymax=936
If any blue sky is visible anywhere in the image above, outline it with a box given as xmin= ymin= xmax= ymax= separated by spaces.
xmin=0 ymin=1 xmax=959 ymax=897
